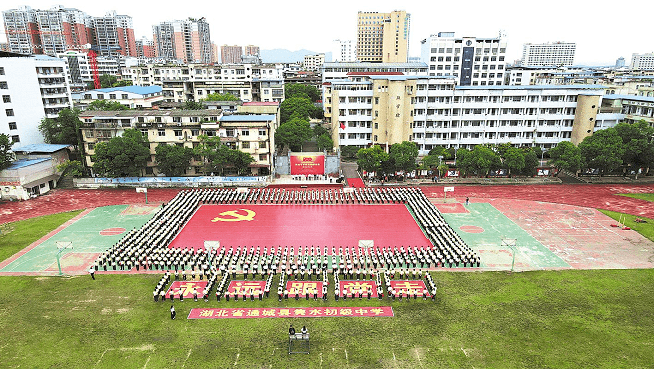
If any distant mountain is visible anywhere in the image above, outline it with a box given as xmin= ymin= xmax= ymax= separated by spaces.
xmin=261 ymin=49 xmax=332 ymax=63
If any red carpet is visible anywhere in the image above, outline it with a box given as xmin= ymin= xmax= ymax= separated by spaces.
xmin=168 ymin=204 xmax=430 ymax=250
xmin=347 ymin=178 xmax=365 ymax=188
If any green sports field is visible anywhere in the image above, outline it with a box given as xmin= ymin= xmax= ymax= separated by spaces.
xmin=0 ymin=270 xmax=653 ymax=368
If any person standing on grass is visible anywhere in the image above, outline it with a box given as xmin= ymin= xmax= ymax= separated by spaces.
xmin=170 ymin=305 xmax=176 ymax=320
xmin=89 ymin=267 xmax=95 ymax=280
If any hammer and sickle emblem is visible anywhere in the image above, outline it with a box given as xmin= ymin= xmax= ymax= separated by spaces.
xmin=211 ymin=209 xmax=256 ymax=222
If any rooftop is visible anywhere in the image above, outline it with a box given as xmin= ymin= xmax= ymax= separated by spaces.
xmin=5 ymin=158 xmax=51 ymax=170
xmin=603 ymin=94 xmax=654 ymax=103
xmin=87 ymin=85 xmax=163 ymax=95
xmin=12 ymin=144 xmax=70 ymax=153
xmin=220 ymin=115 xmax=276 ymax=122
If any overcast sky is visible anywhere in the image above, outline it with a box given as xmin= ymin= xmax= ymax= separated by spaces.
xmin=2 ymin=0 xmax=652 ymax=65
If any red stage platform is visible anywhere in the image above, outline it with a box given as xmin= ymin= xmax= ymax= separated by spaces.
xmin=168 ymin=204 xmax=430 ymax=251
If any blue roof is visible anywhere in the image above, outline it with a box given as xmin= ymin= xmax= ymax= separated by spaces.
xmin=220 ymin=115 xmax=276 ymax=122
xmin=12 ymin=144 xmax=69 ymax=153
xmin=6 ymin=158 xmax=51 ymax=169
xmin=603 ymin=94 xmax=654 ymax=103
xmin=91 ymin=85 xmax=163 ymax=95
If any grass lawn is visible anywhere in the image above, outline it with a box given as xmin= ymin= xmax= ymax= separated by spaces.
xmin=599 ymin=209 xmax=654 ymax=242
xmin=618 ymin=193 xmax=654 ymax=202
xmin=0 ymin=210 xmax=83 ymax=263
xmin=0 ymin=270 xmax=653 ymax=368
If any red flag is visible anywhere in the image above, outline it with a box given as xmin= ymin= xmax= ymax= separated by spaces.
xmin=340 ymin=122 xmax=346 ymax=130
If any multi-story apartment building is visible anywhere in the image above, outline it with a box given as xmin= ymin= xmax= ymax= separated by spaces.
xmin=3 ymin=5 xmax=93 ymax=56
xmin=221 ymin=45 xmax=243 ymax=64
xmin=0 ymin=52 xmax=73 ymax=146
xmin=521 ymin=42 xmax=576 ymax=67
xmin=631 ymin=53 xmax=654 ymax=71
xmin=123 ymin=63 xmax=285 ymax=103
xmin=420 ymin=32 xmax=508 ymax=86
xmin=331 ymin=39 xmax=356 ymax=62
xmin=303 ymin=54 xmax=325 ymax=71
xmin=356 ymin=10 xmax=410 ymax=63
xmin=79 ymin=110 xmax=277 ymax=176
xmin=323 ymin=73 xmax=621 ymax=155
xmin=601 ymin=94 xmax=654 ymax=127
xmin=152 ymin=18 xmax=212 ymax=64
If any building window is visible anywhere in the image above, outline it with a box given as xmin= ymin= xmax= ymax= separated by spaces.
xmin=8 ymin=122 xmax=17 ymax=130
xmin=11 ymin=135 xmax=19 ymax=143
xmin=157 ymin=129 xmax=165 ymax=136
xmin=259 ymin=154 xmax=267 ymax=161
xmin=97 ymin=94 xmax=104 ymax=100
xmin=241 ymin=141 xmax=250 ymax=149
xmin=0 ymin=82 xmax=7 ymax=89
xmin=241 ymin=129 xmax=249 ymax=136
xmin=122 ymin=94 xmax=128 ymax=99
xmin=260 ymin=141 xmax=267 ymax=149
xmin=191 ymin=129 xmax=200 ymax=136
xmin=0 ymin=67 xmax=4 ymax=75
xmin=87 ymin=143 xmax=95 ymax=150
xmin=258 ymin=129 xmax=266 ymax=136
xmin=5 ymin=109 xmax=14 ymax=116
xmin=109 ymin=94 xmax=116 ymax=99
xmin=2 ymin=95 xmax=10 ymax=103
xmin=174 ymin=130 xmax=182 ymax=137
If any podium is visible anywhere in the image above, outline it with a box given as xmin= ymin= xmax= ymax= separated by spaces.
xmin=288 ymin=333 xmax=310 ymax=354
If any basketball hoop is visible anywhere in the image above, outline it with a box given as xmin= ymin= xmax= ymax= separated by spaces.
xmin=55 ymin=241 xmax=73 ymax=276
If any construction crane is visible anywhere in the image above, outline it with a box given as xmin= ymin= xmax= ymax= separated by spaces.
xmin=85 ymin=44 xmax=121 ymax=89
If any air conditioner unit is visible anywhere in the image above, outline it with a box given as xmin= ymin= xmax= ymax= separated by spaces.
xmin=158 ymin=124 xmax=163 ymax=128
xmin=178 ymin=136 xmax=184 ymax=140
xmin=140 ymin=123 xmax=147 ymax=127
xmin=176 ymin=123 xmax=182 ymax=126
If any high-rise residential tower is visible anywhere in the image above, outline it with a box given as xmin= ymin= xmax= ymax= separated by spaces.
xmin=152 ymin=18 xmax=211 ymax=64
xmin=221 ymin=45 xmax=243 ymax=64
xmin=356 ymin=10 xmax=410 ymax=63
xmin=521 ymin=42 xmax=576 ymax=67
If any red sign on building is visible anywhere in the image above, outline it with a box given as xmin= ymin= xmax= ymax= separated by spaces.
xmin=188 ymin=306 xmax=395 ymax=319
xmin=290 ymin=154 xmax=325 ymax=175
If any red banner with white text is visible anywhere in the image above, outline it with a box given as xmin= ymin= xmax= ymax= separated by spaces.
xmin=188 ymin=306 xmax=394 ymax=319
xmin=290 ymin=153 xmax=325 ymax=175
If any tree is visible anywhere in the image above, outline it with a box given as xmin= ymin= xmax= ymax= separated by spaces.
xmin=56 ymin=160 xmax=84 ymax=177
xmin=420 ymin=154 xmax=440 ymax=169
xmin=38 ymin=108 xmax=83 ymax=146
xmin=503 ymin=147 xmax=525 ymax=176
xmin=389 ymin=141 xmax=418 ymax=172
xmin=225 ymin=149 xmax=255 ymax=175
xmin=279 ymin=97 xmax=321 ymax=123
xmin=0 ymin=134 xmax=14 ymax=170
xmin=313 ymin=124 xmax=329 ymax=138
xmin=285 ymin=83 xmax=321 ymax=102
xmin=548 ymin=141 xmax=582 ymax=173
xmin=155 ymin=144 xmax=195 ymax=177
xmin=316 ymin=133 xmax=334 ymax=152
xmin=92 ymin=129 xmax=150 ymax=177
xmin=521 ymin=147 xmax=539 ymax=176
xmin=87 ymin=100 xmax=128 ymax=111
xmin=203 ymin=92 xmax=239 ymax=101
xmin=340 ymin=145 xmax=360 ymax=159
xmin=456 ymin=148 xmax=473 ymax=177
xmin=428 ymin=146 xmax=451 ymax=160
xmin=613 ymin=121 xmax=654 ymax=176
xmin=579 ymin=129 xmax=625 ymax=176
xmin=180 ymin=100 xmax=205 ymax=110
xmin=356 ymin=145 xmax=389 ymax=175
xmin=193 ymin=135 xmax=254 ymax=175
xmin=469 ymin=145 xmax=501 ymax=176
xmin=275 ymin=117 xmax=313 ymax=151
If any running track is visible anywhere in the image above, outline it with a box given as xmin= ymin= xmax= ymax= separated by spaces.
xmin=1 ymin=184 xmax=654 ymax=225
